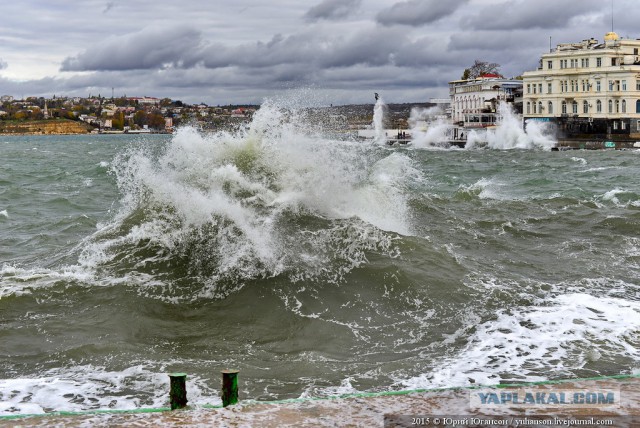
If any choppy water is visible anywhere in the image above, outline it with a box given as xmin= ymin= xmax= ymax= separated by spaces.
xmin=1 ymin=102 xmax=639 ymax=415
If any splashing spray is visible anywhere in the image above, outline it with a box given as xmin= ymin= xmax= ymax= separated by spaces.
xmin=373 ymin=93 xmax=387 ymax=145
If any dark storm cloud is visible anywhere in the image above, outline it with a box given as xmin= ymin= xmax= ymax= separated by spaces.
xmin=60 ymin=25 xmax=202 ymax=71
xmin=198 ymin=26 xmax=408 ymax=70
xmin=2 ymin=0 xmax=630 ymax=105
xmin=462 ymin=0 xmax=601 ymax=30
xmin=103 ymin=1 xmax=115 ymax=14
xmin=376 ymin=0 xmax=469 ymax=27
xmin=304 ymin=0 xmax=361 ymax=22
xmin=449 ymin=31 xmax=539 ymax=52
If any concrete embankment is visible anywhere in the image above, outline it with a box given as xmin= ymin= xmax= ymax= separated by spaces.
xmin=556 ymin=139 xmax=640 ymax=150
xmin=2 ymin=375 xmax=637 ymax=427
xmin=0 ymin=120 xmax=91 ymax=135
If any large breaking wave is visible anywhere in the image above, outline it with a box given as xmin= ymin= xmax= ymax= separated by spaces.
xmin=76 ymin=100 xmax=422 ymax=300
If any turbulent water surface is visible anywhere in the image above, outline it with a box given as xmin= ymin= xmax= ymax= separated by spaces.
xmin=1 ymin=104 xmax=639 ymax=415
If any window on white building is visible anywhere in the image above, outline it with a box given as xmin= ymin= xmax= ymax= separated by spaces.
xmin=547 ymin=60 xmax=553 ymax=69
xmin=596 ymin=57 xmax=602 ymax=67
xmin=548 ymin=101 xmax=553 ymax=114
xmin=526 ymin=102 xmax=531 ymax=114
xmin=596 ymin=81 xmax=601 ymax=92
xmin=609 ymin=100 xmax=613 ymax=113
xmin=562 ymin=101 xmax=567 ymax=114
xmin=572 ymin=101 xmax=578 ymax=114
xmin=622 ymin=80 xmax=627 ymax=91
xmin=597 ymin=100 xmax=602 ymax=113
xmin=548 ymin=83 xmax=552 ymax=94
xmin=583 ymin=101 xmax=589 ymax=114
xmin=538 ymin=101 xmax=543 ymax=114
xmin=622 ymin=100 xmax=627 ymax=113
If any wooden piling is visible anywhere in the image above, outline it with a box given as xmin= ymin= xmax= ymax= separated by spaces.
xmin=169 ymin=373 xmax=188 ymax=410
xmin=221 ymin=369 xmax=239 ymax=407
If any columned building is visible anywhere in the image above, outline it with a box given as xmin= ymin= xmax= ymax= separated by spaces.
xmin=522 ymin=32 xmax=640 ymax=139
xmin=449 ymin=74 xmax=523 ymax=128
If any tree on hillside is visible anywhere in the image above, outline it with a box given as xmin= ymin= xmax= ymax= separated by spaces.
xmin=133 ymin=110 xmax=148 ymax=127
xmin=148 ymin=112 xmax=166 ymax=130
xmin=461 ymin=60 xmax=502 ymax=80
xmin=112 ymin=111 xmax=125 ymax=130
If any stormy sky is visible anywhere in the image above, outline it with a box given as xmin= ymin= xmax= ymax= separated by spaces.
xmin=0 ymin=0 xmax=635 ymax=105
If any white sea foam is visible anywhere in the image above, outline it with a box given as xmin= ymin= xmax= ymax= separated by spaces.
xmin=0 ymin=264 xmax=96 ymax=298
xmin=0 ymin=364 xmax=219 ymax=415
xmin=571 ymin=157 xmax=587 ymax=166
xmin=401 ymin=293 xmax=640 ymax=389
xmin=299 ymin=377 xmax=359 ymax=399
xmin=410 ymin=118 xmax=454 ymax=149
xmin=467 ymin=103 xmax=556 ymax=151
xmin=458 ymin=178 xmax=509 ymax=200
xmin=600 ymin=188 xmax=640 ymax=207
xmin=0 ymin=209 xmax=7 ymax=219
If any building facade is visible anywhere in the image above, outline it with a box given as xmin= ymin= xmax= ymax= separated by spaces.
xmin=522 ymin=32 xmax=640 ymax=139
xmin=449 ymin=75 xmax=523 ymax=128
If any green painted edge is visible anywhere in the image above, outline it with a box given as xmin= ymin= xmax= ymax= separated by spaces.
xmin=1 ymin=373 xmax=637 ymax=421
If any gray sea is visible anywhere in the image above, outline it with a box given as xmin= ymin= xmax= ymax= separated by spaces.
xmin=1 ymin=102 xmax=639 ymax=415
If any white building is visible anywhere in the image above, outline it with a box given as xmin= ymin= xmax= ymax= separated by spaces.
xmin=449 ymin=74 xmax=523 ymax=127
xmin=522 ymin=32 xmax=640 ymax=139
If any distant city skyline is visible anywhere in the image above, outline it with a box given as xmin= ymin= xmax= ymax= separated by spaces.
xmin=0 ymin=0 xmax=636 ymax=106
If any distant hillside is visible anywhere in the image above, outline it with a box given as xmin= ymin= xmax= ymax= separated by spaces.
xmin=0 ymin=119 xmax=92 ymax=135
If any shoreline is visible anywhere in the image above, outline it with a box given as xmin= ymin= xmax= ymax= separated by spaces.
xmin=2 ymin=375 xmax=638 ymax=427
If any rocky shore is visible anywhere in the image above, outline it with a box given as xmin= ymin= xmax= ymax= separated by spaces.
xmin=0 ymin=119 xmax=91 ymax=135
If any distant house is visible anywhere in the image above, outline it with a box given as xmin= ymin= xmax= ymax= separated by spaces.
xmin=129 ymin=97 xmax=160 ymax=106
xmin=0 ymin=95 xmax=13 ymax=103
xmin=231 ymin=108 xmax=246 ymax=118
